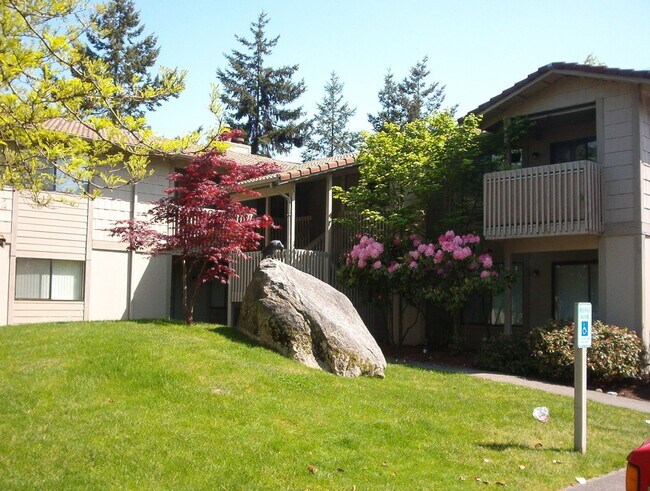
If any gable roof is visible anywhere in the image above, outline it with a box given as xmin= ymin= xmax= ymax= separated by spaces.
xmin=468 ymin=62 xmax=650 ymax=121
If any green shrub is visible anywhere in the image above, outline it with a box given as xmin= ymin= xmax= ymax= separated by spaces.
xmin=475 ymin=334 xmax=533 ymax=376
xmin=477 ymin=320 xmax=648 ymax=385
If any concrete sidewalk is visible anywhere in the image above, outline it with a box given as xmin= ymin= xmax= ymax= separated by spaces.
xmin=395 ymin=360 xmax=647 ymax=490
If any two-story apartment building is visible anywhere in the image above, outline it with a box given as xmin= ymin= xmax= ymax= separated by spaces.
xmin=469 ymin=62 xmax=650 ymax=348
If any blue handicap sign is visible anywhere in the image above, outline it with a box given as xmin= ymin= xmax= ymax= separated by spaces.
xmin=581 ymin=321 xmax=589 ymax=336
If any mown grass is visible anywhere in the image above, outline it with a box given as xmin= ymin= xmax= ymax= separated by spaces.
xmin=0 ymin=321 xmax=645 ymax=490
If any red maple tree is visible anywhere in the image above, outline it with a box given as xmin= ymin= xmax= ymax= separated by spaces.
xmin=111 ymin=146 xmax=279 ymax=324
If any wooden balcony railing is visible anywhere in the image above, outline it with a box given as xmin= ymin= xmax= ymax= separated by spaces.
xmin=483 ymin=160 xmax=603 ymax=240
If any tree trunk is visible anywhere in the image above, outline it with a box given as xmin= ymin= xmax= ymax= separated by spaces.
xmin=181 ymin=258 xmax=193 ymax=325
xmin=450 ymin=309 xmax=463 ymax=354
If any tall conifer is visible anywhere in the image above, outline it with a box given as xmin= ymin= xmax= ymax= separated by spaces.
xmin=368 ymin=57 xmax=446 ymax=131
xmin=86 ymin=0 xmax=182 ymax=117
xmin=302 ymin=72 xmax=360 ymax=161
xmin=216 ymin=12 xmax=307 ymax=156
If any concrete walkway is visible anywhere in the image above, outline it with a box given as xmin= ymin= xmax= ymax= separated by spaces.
xmin=395 ymin=360 xmax=647 ymax=490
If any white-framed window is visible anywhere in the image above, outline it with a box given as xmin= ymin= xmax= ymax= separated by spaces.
xmin=15 ymin=259 xmax=84 ymax=301
xmin=40 ymin=159 xmax=89 ymax=194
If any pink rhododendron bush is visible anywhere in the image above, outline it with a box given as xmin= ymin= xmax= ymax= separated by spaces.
xmin=339 ymin=231 xmax=511 ymax=347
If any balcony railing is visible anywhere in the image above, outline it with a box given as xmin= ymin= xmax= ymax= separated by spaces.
xmin=484 ymin=160 xmax=603 ymax=240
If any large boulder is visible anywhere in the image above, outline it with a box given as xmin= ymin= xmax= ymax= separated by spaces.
xmin=237 ymin=259 xmax=386 ymax=378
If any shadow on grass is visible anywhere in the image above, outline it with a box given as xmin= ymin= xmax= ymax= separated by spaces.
xmin=206 ymin=324 xmax=261 ymax=349
xmin=478 ymin=442 xmax=568 ymax=453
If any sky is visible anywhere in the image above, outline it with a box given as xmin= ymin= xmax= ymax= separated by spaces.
xmin=135 ymin=0 xmax=650 ymax=161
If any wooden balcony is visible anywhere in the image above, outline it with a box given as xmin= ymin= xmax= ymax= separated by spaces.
xmin=483 ymin=160 xmax=603 ymax=240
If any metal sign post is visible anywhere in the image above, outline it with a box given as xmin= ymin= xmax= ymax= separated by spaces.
xmin=574 ymin=302 xmax=592 ymax=454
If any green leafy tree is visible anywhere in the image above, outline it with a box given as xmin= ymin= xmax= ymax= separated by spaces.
xmin=368 ymin=57 xmax=446 ymax=131
xmin=0 ymin=0 xmax=188 ymax=200
xmin=85 ymin=0 xmax=182 ymax=118
xmin=336 ymin=112 xmax=483 ymax=240
xmin=301 ymin=72 xmax=360 ymax=161
xmin=217 ymin=12 xmax=308 ymax=157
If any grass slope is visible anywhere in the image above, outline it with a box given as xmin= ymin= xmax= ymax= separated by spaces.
xmin=0 ymin=321 xmax=645 ymax=490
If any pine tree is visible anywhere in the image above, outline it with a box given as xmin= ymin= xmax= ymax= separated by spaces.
xmin=86 ymin=0 xmax=182 ymax=117
xmin=368 ymin=57 xmax=446 ymax=131
xmin=301 ymin=72 xmax=360 ymax=161
xmin=216 ymin=12 xmax=308 ymax=157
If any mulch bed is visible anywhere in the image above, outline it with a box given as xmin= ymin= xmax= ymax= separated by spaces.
xmin=383 ymin=345 xmax=650 ymax=402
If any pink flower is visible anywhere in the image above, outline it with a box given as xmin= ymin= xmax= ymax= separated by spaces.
xmin=409 ymin=250 xmax=420 ymax=260
xmin=452 ymin=246 xmax=472 ymax=260
xmin=409 ymin=261 xmax=418 ymax=269
xmin=358 ymin=260 xmax=367 ymax=268
xmin=372 ymin=261 xmax=382 ymax=269
xmin=492 ymin=271 xmax=499 ymax=278
xmin=346 ymin=257 xmax=351 ymax=265
xmin=480 ymin=270 xmax=490 ymax=279
xmin=424 ymin=245 xmax=436 ymax=257
xmin=434 ymin=250 xmax=444 ymax=264
xmin=478 ymin=253 xmax=493 ymax=269
xmin=387 ymin=261 xmax=401 ymax=273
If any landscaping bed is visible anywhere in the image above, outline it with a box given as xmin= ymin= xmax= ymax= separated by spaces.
xmin=384 ymin=345 xmax=650 ymax=402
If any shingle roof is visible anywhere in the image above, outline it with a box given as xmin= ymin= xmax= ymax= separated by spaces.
xmin=242 ymin=152 xmax=358 ymax=187
xmin=468 ymin=62 xmax=650 ymax=118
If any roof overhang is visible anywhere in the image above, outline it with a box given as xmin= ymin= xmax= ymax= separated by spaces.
xmin=468 ymin=62 xmax=650 ymax=129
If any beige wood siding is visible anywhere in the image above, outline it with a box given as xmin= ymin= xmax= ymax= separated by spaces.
xmin=641 ymin=88 xmax=650 ymax=225
xmin=15 ymin=193 xmax=88 ymax=260
xmin=93 ymin=197 xmax=132 ymax=242
xmin=12 ymin=300 xmax=84 ymax=324
xmin=0 ymin=189 xmax=12 ymax=235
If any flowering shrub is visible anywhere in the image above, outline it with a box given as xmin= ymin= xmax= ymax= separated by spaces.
xmin=339 ymin=230 xmax=508 ymax=346
xmin=477 ymin=320 xmax=648 ymax=384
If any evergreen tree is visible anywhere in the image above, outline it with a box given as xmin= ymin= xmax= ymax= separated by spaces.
xmin=216 ymin=12 xmax=308 ymax=157
xmin=368 ymin=57 xmax=446 ymax=131
xmin=86 ymin=0 xmax=182 ymax=117
xmin=301 ymin=72 xmax=360 ymax=161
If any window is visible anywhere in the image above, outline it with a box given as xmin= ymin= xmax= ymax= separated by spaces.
xmin=550 ymin=138 xmax=597 ymax=164
xmin=40 ymin=161 xmax=89 ymax=194
xmin=463 ymin=263 xmax=524 ymax=326
xmin=15 ymin=259 xmax=84 ymax=300
xmin=553 ymin=262 xmax=598 ymax=322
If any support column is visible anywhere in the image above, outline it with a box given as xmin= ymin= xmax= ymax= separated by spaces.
xmin=264 ymin=196 xmax=270 ymax=247
xmin=287 ymin=185 xmax=296 ymax=251
xmin=324 ymin=174 xmax=333 ymax=284
xmin=504 ymin=241 xmax=512 ymax=336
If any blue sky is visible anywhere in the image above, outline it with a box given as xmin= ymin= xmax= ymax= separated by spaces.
xmin=136 ymin=0 xmax=650 ymax=160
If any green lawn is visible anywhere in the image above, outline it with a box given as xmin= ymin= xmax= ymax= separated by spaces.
xmin=0 ymin=321 xmax=645 ymax=490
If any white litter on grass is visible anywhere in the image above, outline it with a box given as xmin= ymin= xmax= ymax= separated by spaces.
xmin=645 ymin=419 xmax=650 ymax=425
xmin=575 ymin=477 xmax=587 ymax=485
xmin=606 ymin=391 xmax=618 ymax=396
xmin=532 ymin=406 xmax=550 ymax=422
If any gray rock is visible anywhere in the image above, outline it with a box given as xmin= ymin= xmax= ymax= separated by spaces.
xmin=237 ymin=259 xmax=386 ymax=378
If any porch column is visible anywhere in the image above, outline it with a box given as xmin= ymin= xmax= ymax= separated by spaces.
xmin=504 ymin=241 xmax=512 ymax=336
xmin=264 ymin=196 xmax=270 ymax=247
xmin=324 ymin=174 xmax=333 ymax=283
xmin=286 ymin=184 xmax=296 ymax=251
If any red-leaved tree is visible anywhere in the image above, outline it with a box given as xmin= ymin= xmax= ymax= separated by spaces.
xmin=110 ymin=144 xmax=279 ymax=324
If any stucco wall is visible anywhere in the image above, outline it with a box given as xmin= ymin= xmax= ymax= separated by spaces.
xmin=599 ymin=234 xmax=641 ymax=336
xmin=130 ymin=252 xmax=171 ymax=319
xmin=88 ymin=249 xmax=129 ymax=321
